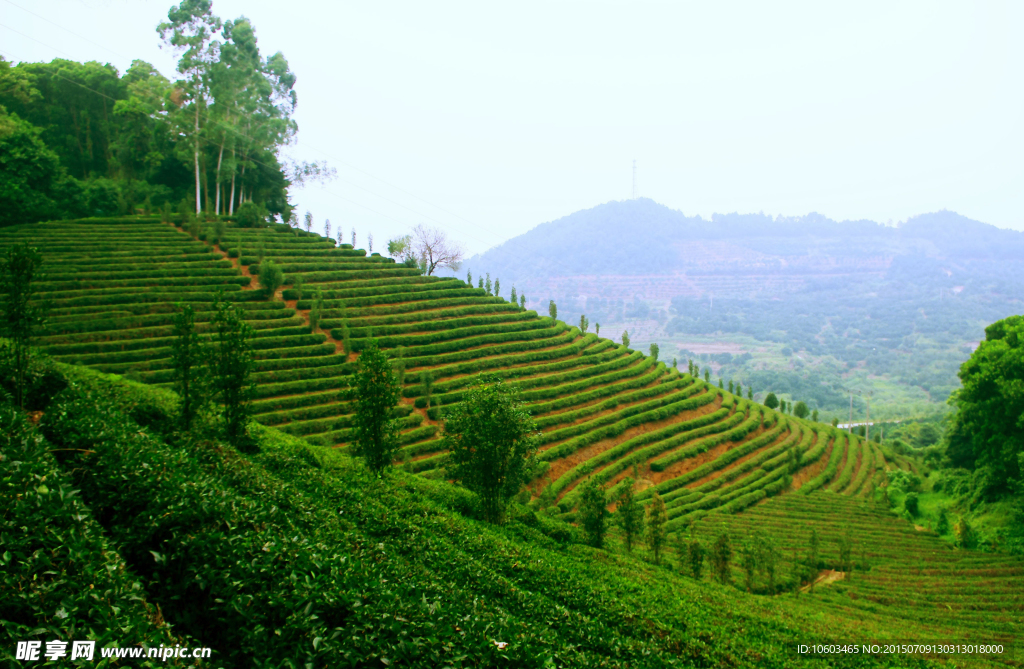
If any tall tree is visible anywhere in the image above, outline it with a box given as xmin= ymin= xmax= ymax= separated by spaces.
xmin=442 ymin=376 xmax=538 ymax=524
xmin=210 ymin=295 xmax=255 ymax=447
xmin=158 ymin=0 xmax=222 ymax=215
xmin=645 ymin=493 xmax=667 ymax=564
xmin=711 ymin=532 xmax=732 ymax=584
xmin=688 ymin=536 xmax=707 ymax=579
xmin=410 ymin=224 xmax=464 ymax=275
xmin=615 ymin=479 xmax=645 ymax=552
xmin=945 ymin=315 xmax=1024 ymax=490
xmin=352 ymin=339 xmax=401 ymax=474
xmin=0 ymin=243 xmax=45 ymax=408
xmin=578 ymin=478 xmax=608 ymax=549
xmin=171 ymin=303 xmax=207 ymax=431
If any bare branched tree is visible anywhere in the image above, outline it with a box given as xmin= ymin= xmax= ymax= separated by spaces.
xmin=411 ymin=224 xmax=464 ymax=276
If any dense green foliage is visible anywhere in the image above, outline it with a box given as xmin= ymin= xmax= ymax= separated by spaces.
xmin=945 ymin=315 xmax=1024 ymax=491
xmin=170 ymin=302 xmax=207 ymax=430
xmin=615 ymin=479 xmax=645 ymax=552
xmin=442 ymin=377 xmax=538 ymax=523
xmin=2 ymin=205 xmax=1019 ymax=665
xmin=577 ymin=478 xmax=608 ymax=548
xmin=0 ymin=1 xmax=298 ymax=227
xmin=352 ymin=339 xmax=401 ymax=474
xmin=210 ymin=297 xmax=256 ymax=447
xmin=0 ymin=243 xmax=45 ymax=406
xmin=0 ymin=400 xmax=193 ymax=665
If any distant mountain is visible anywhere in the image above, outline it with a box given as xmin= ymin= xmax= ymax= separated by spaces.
xmin=458 ymin=199 xmax=1024 ymax=418
xmin=461 ymin=198 xmax=1024 ymax=292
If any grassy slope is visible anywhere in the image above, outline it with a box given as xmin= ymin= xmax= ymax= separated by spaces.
xmin=2 ymin=364 xmax=944 ymax=668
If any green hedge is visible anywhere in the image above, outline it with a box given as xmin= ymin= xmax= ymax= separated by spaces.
xmin=282 ymin=412 xmax=423 ymax=438
xmin=643 ymin=414 xmax=786 ymax=499
xmin=40 ymin=316 xmax=306 ymax=346
xmin=322 ymin=302 xmax=522 ymax=330
xmin=345 ymin=318 xmax=551 ymax=352
xmin=552 ymin=402 xmax=735 ymax=512
xmin=375 ymin=321 xmax=570 ymax=364
xmin=251 ymin=388 xmax=342 ymax=415
xmin=307 ymin=422 xmax=438 ymax=448
xmin=799 ymin=433 xmax=848 ymax=495
xmin=304 ymin=286 xmax=482 ymax=310
xmin=534 ymin=363 xmax=681 ymax=430
xmin=829 ymin=435 xmax=865 ymax=493
xmin=46 ymin=331 xmax=322 ymax=357
xmin=350 ymin=310 xmax=538 ymax=341
xmin=536 ymin=373 xmax=694 ymax=432
xmin=41 ymin=304 xmax=292 ymax=337
xmin=538 ymin=374 xmax=704 ymax=448
xmin=258 ymin=402 xmax=413 ymax=427
xmin=400 ymin=327 xmax=577 ymax=375
xmin=537 ymin=370 xmax=709 ymax=464
xmin=1 ymin=403 xmax=191 ymax=658
xmin=421 ymin=346 xmax=648 ymax=411
xmin=416 ymin=348 xmax=639 ymax=402
xmin=57 ymin=336 xmax=327 ymax=368
xmin=649 ymin=407 xmax=764 ymax=473
xmin=798 ymin=425 xmax=832 ymax=466
xmin=846 ymin=438 xmax=875 ymax=495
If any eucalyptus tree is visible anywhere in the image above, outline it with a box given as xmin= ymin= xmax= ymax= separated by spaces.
xmin=158 ymin=0 xmax=222 ymax=215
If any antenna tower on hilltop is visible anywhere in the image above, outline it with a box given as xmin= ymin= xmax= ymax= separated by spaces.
xmin=632 ymin=159 xmax=638 ymax=199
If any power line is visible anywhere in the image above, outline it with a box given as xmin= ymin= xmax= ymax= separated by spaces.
xmin=2 ymin=0 xmax=135 ymax=63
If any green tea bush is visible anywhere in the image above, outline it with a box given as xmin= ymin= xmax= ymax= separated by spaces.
xmin=1 ymin=402 xmax=189 ymax=660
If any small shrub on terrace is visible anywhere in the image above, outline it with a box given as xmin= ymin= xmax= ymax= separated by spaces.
xmin=764 ymin=392 xmax=779 ymax=410
xmin=712 ymin=533 xmax=732 ymax=584
xmin=213 ymin=217 xmax=227 ymax=244
xmin=578 ymin=478 xmax=607 ymax=549
xmin=615 ymin=478 xmax=644 ymax=553
xmin=794 ymin=401 xmax=809 ymax=419
xmin=171 ymin=303 xmax=208 ymax=432
xmin=176 ymin=197 xmax=190 ymax=224
xmin=645 ymin=493 xmax=667 ymax=565
xmin=237 ymin=201 xmax=267 ymax=228
xmin=0 ymin=243 xmax=46 ymax=408
xmin=308 ymin=288 xmax=324 ymax=330
xmin=210 ymin=297 xmax=256 ymax=450
xmin=352 ymin=339 xmax=401 ymax=475
xmin=904 ymin=492 xmax=919 ymax=517
xmin=442 ymin=376 xmax=538 ymax=524
xmin=257 ymin=260 xmax=284 ymax=299
xmin=687 ymin=537 xmax=706 ymax=580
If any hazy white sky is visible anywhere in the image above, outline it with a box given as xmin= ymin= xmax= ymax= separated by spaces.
xmin=2 ymin=0 xmax=1023 ymax=254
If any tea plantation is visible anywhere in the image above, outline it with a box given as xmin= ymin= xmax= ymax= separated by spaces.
xmin=0 ymin=216 xmax=913 ymax=513
xmin=2 ymin=215 xmax=1020 ymax=667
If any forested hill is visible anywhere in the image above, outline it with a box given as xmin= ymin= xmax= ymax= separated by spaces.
xmin=461 ymin=199 xmax=1024 ymax=420
xmin=463 ymin=198 xmax=1024 ymax=284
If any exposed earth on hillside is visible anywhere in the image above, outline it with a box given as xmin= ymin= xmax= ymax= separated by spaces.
xmin=460 ymin=199 xmax=1024 ymax=420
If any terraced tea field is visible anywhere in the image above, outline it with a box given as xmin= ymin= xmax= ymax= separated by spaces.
xmin=1 ymin=216 xmax=915 ymax=520
xmin=686 ymin=494 xmax=1023 ymax=657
